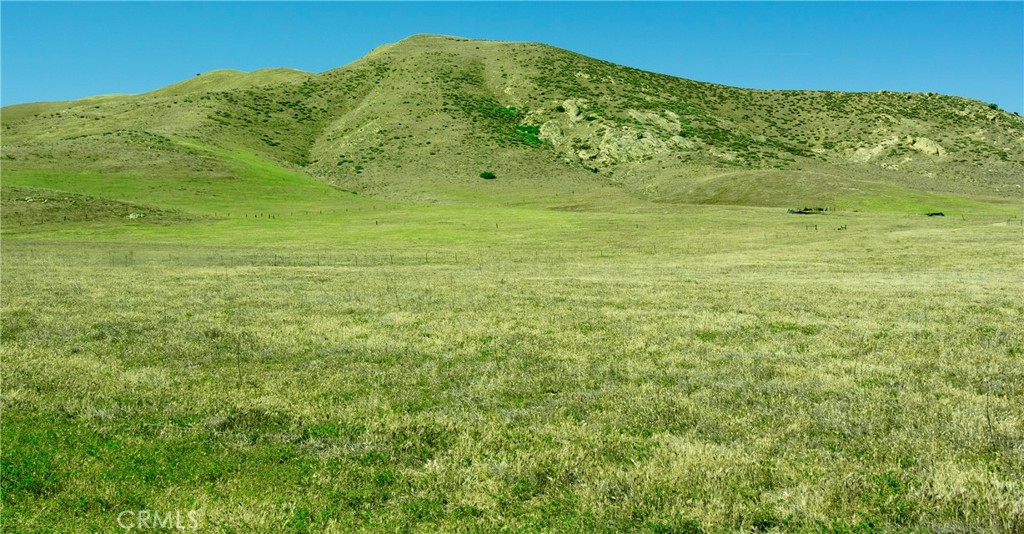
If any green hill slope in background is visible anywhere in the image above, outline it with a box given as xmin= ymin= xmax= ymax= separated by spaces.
xmin=3 ymin=34 xmax=1023 ymax=212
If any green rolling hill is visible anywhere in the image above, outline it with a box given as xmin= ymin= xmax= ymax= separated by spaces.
xmin=3 ymin=33 xmax=1023 ymax=216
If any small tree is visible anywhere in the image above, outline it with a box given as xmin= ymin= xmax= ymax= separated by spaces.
xmin=479 ymin=171 xmax=496 ymax=180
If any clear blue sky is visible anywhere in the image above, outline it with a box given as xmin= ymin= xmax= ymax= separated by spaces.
xmin=2 ymin=2 xmax=1022 ymax=113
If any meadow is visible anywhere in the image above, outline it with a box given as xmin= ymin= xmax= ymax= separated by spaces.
xmin=4 ymin=28 xmax=1024 ymax=532
xmin=3 ymin=190 xmax=1023 ymax=532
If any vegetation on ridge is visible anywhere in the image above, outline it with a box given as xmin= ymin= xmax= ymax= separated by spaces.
xmin=3 ymin=33 xmax=1022 ymax=206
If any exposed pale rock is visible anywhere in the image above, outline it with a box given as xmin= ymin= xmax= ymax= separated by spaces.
xmin=849 ymin=136 xmax=899 ymax=163
xmin=562 ymin=100 xmax=584 ymax=123
xmin=908 ymin=136 xmax=946 ymax=156
xmin=597 ymin=127 xmax=662 ymax=162
xmin=539 ymin=121 xmax=564 ymax=144
xmin=627 ymin=110 xmax=681 ymax=134
xmin=669 ymin=136 xmax=697 ymax=149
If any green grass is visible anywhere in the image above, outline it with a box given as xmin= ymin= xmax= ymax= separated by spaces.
xmin=849 ymin=184 xmax=1017 ymax=215
xmin=3 ymin=32 xmax=1024 ymax=533
xmin=513 ymin=125 xmax=543 ymax=146
xmin=3 ymin=190 xmax=1023 ymax=532
xmin=1 ymin=140 xmax=364 ymax=216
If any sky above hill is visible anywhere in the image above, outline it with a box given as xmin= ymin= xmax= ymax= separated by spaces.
xmin=2 ymin=2 xmax=1021 ymax=113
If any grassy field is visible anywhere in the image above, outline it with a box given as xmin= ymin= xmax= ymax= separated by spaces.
xmin=4 ymin=30 xmax=1023 ymax=533
xmin=3 ymin=182 xmax=1023 ymax=532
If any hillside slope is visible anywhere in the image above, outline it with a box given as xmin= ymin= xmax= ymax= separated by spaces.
xmin=3 ymin=34 xmax=1023 ymax=210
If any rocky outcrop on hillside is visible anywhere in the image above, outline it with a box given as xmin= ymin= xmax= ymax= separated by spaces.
xmin=537 ymin=99 xmax=700 ymax=169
